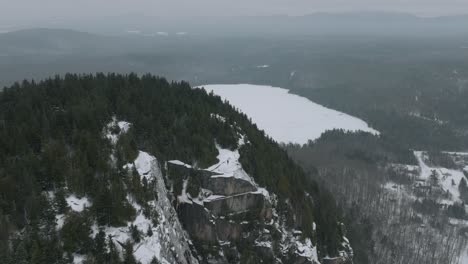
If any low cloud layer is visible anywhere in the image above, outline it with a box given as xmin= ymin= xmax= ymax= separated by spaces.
xmin=1 ymin=0 xmax=467 ymax=23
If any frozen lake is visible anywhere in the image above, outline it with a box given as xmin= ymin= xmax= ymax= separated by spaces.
xmin=198 ymin=84 xmax=379 ymax=144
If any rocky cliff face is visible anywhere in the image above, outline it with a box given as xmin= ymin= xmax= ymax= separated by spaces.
xmin=50 ymin=116 xmax=353 ymax=264
xmin=163 ymin=137 xmax=323 ymax=264
xmin=87 ymin=119 xmax=200 ymax=264
xmin=0 ymin=75 xmax=352 ymax=264
xmin=90 ymin=118 xmax=326 ymax=264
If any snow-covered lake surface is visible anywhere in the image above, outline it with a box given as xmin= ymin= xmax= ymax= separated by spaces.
xmin=197 ymin=84 xmax=379 ymax=144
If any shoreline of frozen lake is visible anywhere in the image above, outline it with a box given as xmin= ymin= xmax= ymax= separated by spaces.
xmin=197 ymin=84 xmax=379 ymax=144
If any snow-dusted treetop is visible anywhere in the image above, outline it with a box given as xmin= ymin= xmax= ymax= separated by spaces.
xmin=198 ymin=84 xmax=379 ymax=144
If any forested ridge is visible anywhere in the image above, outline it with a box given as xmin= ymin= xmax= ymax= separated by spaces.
xmin=0 ymin=73 xmax=344 ymax=263
xmin=286 ymin=130 xmax=468 ymax=264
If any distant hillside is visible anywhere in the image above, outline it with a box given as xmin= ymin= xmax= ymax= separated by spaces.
xmin=64 ymin=12 xmax=468 ymax=37
xmin=0 ymin=28 xmax=116 ymax=55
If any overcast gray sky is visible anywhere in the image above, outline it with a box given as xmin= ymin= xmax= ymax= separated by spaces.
xmin=1 ymin=0 xmax=467 ymax=22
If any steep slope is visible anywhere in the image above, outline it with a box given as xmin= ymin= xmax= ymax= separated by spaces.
xmin=286 ymin=131 xmax=468 ymax=264
xmin=0 ymin=74 xmax=351 ymax=264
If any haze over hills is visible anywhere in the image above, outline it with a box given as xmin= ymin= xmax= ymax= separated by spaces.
xmin=2 ymin=9 xmax=468 ymax=264
xmin=2 ymin=12 xmax=468 ymax=36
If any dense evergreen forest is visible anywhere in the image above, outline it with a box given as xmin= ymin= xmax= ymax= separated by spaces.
xmin=1 ymin=28 xmax=467 ymax=152
xmin=295 ymin=62 xmax=468 ymax=151
xmin=0 ymin=73 xmax=344 ymax=263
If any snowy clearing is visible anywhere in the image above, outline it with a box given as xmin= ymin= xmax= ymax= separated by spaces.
xmin=66 ymin=195 xmax=91 ymax=212
xmin=414 ymin=151 xmax=465 ymax=204
xmin=197 ymin=84 xmax=379 ymax=144
xmin=296 ymin=238 xmax=319 ymax=262
xmin=206 ymin=143 xmax=253 ymax=184
xmin=134 ymin=151 xmax=156 ymax=178
xmin=104 ymin=117 xmax=131 ymax=145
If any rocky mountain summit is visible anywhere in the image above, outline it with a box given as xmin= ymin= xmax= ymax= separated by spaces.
xmin=0 ymin=74 xmax=352 ymax=264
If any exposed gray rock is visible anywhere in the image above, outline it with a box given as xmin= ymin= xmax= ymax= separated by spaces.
xmin=165 ymin=151 xmax=335 ymax=264
xmin=204 ymin=192 xmax=268 ymax=217
xmin=178 ymin=202 xmax=217 ymax=243
xmin=202 ymin=175 xmax=257 ymax=196
xmin=215 ymin=218 xmax=242 ymax=241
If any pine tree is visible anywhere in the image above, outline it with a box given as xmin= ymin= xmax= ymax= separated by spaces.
xmin=123 ymin=241 xmax=137 ymax=264
xmin=61 ymin=213 xmax=92 ymax=254
xmin=459 ymin=178 xmax=468 ymax=203
xmin=150 ymin=256 xmax=160 ymax=264
xmin=130 ymin=224 xmax=141 ymax=243
xmin=146 ymin=224 xmax=153 ymax=237
xmin=93 ymin=230 xmax=107 ymax=263
xmin=429 ymin=170 xmax=438 ymax=186
xmin=12 ymin=240 xmax=29 ymax=264
xmin=108 ymin=236 xmax=121 ymax=264
xmin=30 ymin=240 xmax=43 ymax=264
xmin=55 ymin=188 xmax=69 ymax=214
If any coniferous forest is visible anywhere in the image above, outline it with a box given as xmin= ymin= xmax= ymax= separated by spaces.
xmin=0 ymin=73 xmax=344 ymax=263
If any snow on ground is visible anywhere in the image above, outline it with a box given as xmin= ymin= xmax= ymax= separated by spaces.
xmin=295 ymin=238 xmax=319 ymax=262
xmin=66 ymin=195 xmax=91 ymax=212
xmin=90 ymin=197 xmax=164 ymax=264
xmin=133 ymin=151 xmax=156 ymax=178
xmin=210 ymin=113 xmax=226 ymax=123
xmin=206 ymin=143 xmax=253 ymax=184
xmin=72 ymin=254 xmax=86 ymax=264
xmin=56 ymin=214 xmax=65 ymax=229
xmin=168 ymin=160 xmax=193 ymax=169
xmin=104 ymin=117 xmax=131 ymax=145
xmin=255 ymin=240 xmax=272 ymax=248
xmin=414 ymin=151 xmax=465 ymax=203
xmin=123 ymin=151 xmax=159 ymax=180
xmin=103 ymin=119 xmax=196 ymax=263
xmin=409 ymin=112 xmax=446 ymax=125
xmin=102 ymin=150 xmax=197 ymax=264
xmin=178 ymin=179 xmax=193 ymax=204
xmin=197 ymin=84 xmax=379 ymax=144
xmin=439 ymin=168 xmax=465 ymax=203
xmin=460 ymin=251 xmax=468 ymax=264
xmin=443 ymin=151 xmax=468 ymax=156
xmin=170 ymin=136 xmax=272 ymax=205
xmin=128 ymin=200 xmax=165 ymax=264
xmin=414 ymin=151 xmax=433 ymax=180
xmin=276 ymin=217 xmax=321 ymax=263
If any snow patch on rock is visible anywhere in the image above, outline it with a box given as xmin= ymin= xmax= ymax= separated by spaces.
xmin=296 ymin=238 xmax=319 ymax=263
xmin=168 ymin=160 xmax=193 ymax=169
xmin=66 ymin=195 xmax=91 ymax=212
xmin=134 ymin=151 xmax=156 ymax=178
xmin=206 ymin=143 xmax=253 ymax=184
xmin=104 ymin=117 xmax=131 ymax=145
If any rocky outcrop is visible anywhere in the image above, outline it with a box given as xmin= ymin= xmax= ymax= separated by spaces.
xmin=177 ymin=202 xmax=218 ymax=243
xmin=165 ymin=142 xmax=326 ymax=264
xmin=204 ymin=192 xmax=269 ymax=217
xmin=201 ymin=175 xmax=257 ymax=196
xmin=168 ymin=162 xmax=272 ymax=244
